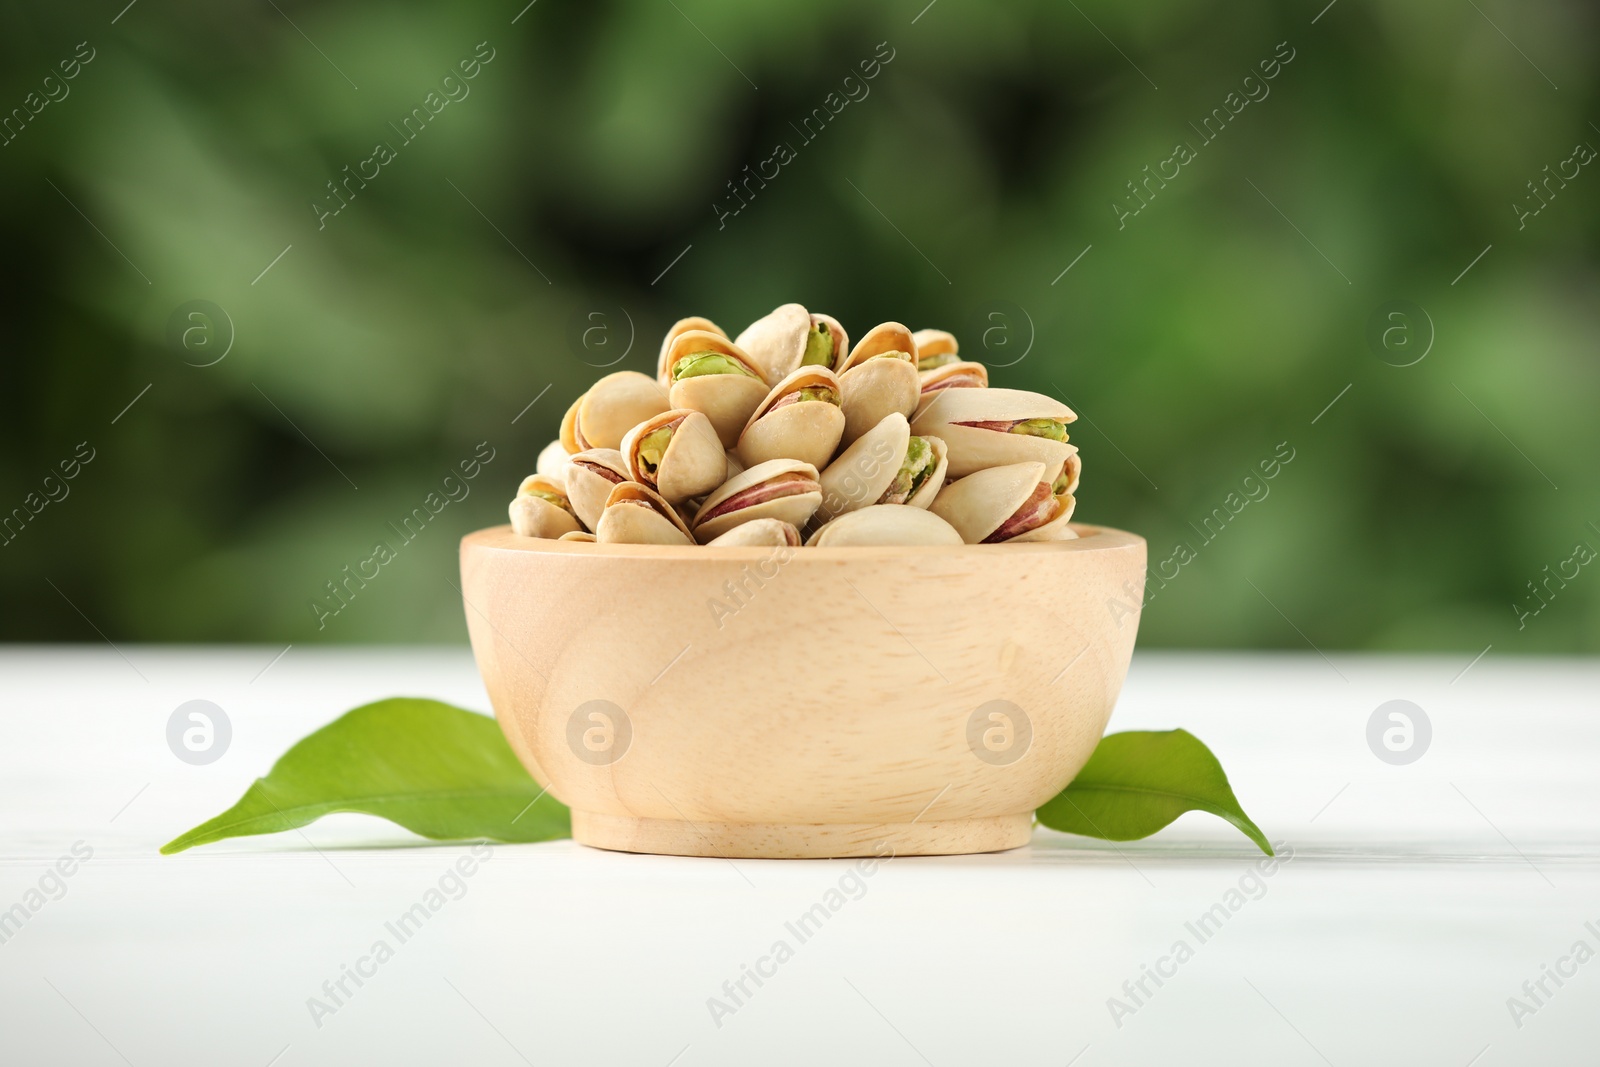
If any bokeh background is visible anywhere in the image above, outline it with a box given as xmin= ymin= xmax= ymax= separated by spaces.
xmin=2 ymin=0 xmax=1595 ymax=651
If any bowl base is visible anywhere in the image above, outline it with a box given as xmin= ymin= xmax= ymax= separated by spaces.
xmin=571 ymin=810 xmax=1034 ymax=859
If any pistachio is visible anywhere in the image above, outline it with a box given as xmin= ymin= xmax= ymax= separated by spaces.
xmin=657 ymin=316 xmax=728 ymax=382
xmin=621 ymin=408 xmax=726 ymax=504
xmin=706 ymin=517 xmax=802 ymax=548
xmin=928 ymin=461 xmax=1076 ymax=544
xmin=911 ymin=328 xmax=960 ymax=371
xmin=816 ymin=413 xmax=947 ymax=523
xmin=805 ymin=504 xmax=964 ymax=547
xmin=595 ymin=481 xmax=695 ymax=546
xmin=919 ymin=360 xmax=989 ymax=395
xmin=735 ymin=304 xmax=850 ymax=381
xmin=565 ymin=448 xmax=629 ymax=531
xmin=663 ymin=330 xmax=771 ymax=448
xmin=691 ymin=458 xmax=822 ymax=543
xmin=736 ymin=366 xmax=846 ymax=472
xmin=508 ymin=474 xmax=582 ymax=539
xmin=910 ymin=387 xmax=1077 ymax=478
xmin=837 ymin=322 xmax=920 ymax=447
xmin=560 ymin=371 xmax=670 ymax=453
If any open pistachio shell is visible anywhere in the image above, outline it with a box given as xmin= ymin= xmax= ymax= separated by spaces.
xmin=559 ymin=530 xmax=597 ymax=543
xmin=565 ymin=448 xmax=628 ymax=531
xmin=536 ymin=439 xmax=571 ymax=484
xmin=910 ymin=387 xmax=1077 ymax=478
xmin=1055 ymin=451 xmax=1082 ymax=497
xmin=929 ymin=461 xmax=1073 ymax=544
xmin=805 ymin=505 xmax=964 ymax=547
xmin=734 ymin=305 xmax=849 ymax=382
xmin=509 ymin=474 xmax=582 ymax=539
xmin=919 ymin=360 xmax=989 ymax=394
xmin=736 ymin=366 xmax=846 ymax=471
xmin=595 ymin=481 xmax=694 ymax=546
xmin=1007 ymin=492 xmax=1077 ymax=543
xmin=837 ymin=322 xmax=920 ymax=447
xmin=664 ymin=330 xmax=771 ymax=449
xmin=621 ymin=408 xmax=726 ymax=504
xmin=657 ymin=316 xmax=728 ymax=383
xmin=911 ymin=328 xmax=960 ymax=371
xmin=815 ymin=413 xmax=908 ymax=523
xmin=560 ymin=371 xmax=671 ymax=453
xmin=691 ymin=458 xmax=822 ymax=543
xmin=705 ymin=517 xmax=802 ymax=548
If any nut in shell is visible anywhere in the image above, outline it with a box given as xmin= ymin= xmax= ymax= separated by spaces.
xmin=663 ymin=330 xmax=771 ymax=449
xmin=816 ymin=413 xmax=946 ymax=524
xmin=806 ymin=504 xmax=964 ymax=546
xmin=691 ymin=458 xmax=822 ymax=543
xmin=911 ymin=386 xmax=1076 ymax=479
xmin=838 ymin=322 xmax=920 ymax=447
xmin=736 ymin=365 xmax=846 ymax=472
xmin=621 ymin=408 xmax=727 ymax=504
xmin=565 ymin=448 xmax=629 ymax=531
xmin=595 ymin=481 xmax=695 ymax=546
xmin=561 ymin=371 xmax=670 ymax=452
xmin=929 ymin=461 xmax=1077 ymax=544
xmin=509 ymin=474 xmax=582 ymax=539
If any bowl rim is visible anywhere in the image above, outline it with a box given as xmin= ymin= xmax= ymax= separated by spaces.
xmin=462 ymin=522 xmax=1144 ymax=560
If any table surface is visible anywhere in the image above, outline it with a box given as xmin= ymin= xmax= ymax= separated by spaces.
xmin=1 ymin=646 xmax=1596 ymax=1066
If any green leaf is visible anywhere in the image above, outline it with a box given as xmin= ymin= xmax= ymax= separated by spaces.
xmin=1036 ymin=729 xmax=1272 ymax=855
xmin=161 ymin=697 xmax=569 ymax=854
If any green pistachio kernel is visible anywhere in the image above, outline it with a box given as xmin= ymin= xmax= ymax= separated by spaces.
xmin=801 ymin=325 xmax=835 ymax=367
xmin=673 ymin=352 xmax=758 ymax=381
xmin=793 ymin=385 xmax=839 ymax=405
xmin=1051 ymin=470 xmax=1070 ymax=496
xmin=634 ymin=426 xmax=675 ymax=476
xmin=527 ymin=489 xmax=574 ymax=515
xmin=916 ymin=351 xmax=959 ymax=372
xmin=881 ymin=436 xmax=935 ymax=503
xmin=1010 ymin=418 xmax=1068 ymax=442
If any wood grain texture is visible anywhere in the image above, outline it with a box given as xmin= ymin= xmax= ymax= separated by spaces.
xmin=460 ymin=523 xmax=1146 ymax=858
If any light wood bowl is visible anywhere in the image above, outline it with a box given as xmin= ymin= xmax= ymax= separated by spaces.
xmin=460 ymin=523 xmax=1146 ymax=858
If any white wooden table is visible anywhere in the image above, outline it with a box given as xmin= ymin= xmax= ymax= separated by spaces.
xmin=1 ymin=648 xmax=1596 ymax=1066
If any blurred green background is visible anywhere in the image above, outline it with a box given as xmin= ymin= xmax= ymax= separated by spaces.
xmin=1 ymin=0 xmax=1595 ymax=651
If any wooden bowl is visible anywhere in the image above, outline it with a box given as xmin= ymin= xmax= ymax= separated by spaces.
xmin=459 ymin=523 xmax=1146 ymax=858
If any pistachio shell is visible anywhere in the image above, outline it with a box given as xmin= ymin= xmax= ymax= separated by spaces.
xmin=509 ymin=474 xmax=582 ymax=539
xmin=815 ymin=413 xmax=909 ymax=523
xmin=559 ymin=530 xmax=597 ymax=543
xmin=595 ymin=481 xmax=694 ymax=546
xmin=563 ymin=372 xmax=671 ymax=453
xmin=621 ymin=409 xmax=726 ymax=504
xmin=536 ymin=439 xmax=571 ymax=483
xmin=805 ymin=505 xmax=964 ymax=547
xmin=691 ymin=458 xmax=822 ymax=543
xmin=919 ymin=360 xmax=988 ymax=394
xmin=911 ymin=328 xmax=958 ymax=360
xmin=1008 ymin=492 xmax=1077 ymax=542
xmin=1056 ymin=451 xmax=1082 ymax=497
xmin=736 ymin=365 xmax=846 ymax=471
xmin=565 ymin=448 xmax=628 ymax=531
xmin=664 ymin=330 xmax=770 ymax=448
xmin=841 ymin=321 xmax=919 ymax=371
xmin=657 ymin=316 xmax=728 ymax=383
xmin=927 ymin=462 xmax=1045 ymax=544
xmin=705 ymin=517 xmax=802 ymax=548
xmin=910 ymin=387 xmax=1077 ymax=478
xmin=838 ymin=356 xmax=919 ymax=447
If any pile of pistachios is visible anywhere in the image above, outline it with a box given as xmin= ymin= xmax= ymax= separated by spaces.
xmin=508 ymin=303 xmax=1080 ymax=547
